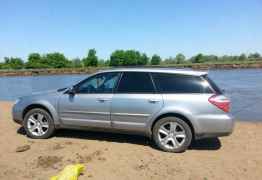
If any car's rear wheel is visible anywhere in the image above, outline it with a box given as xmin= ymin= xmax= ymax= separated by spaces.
xmin=153 ymin=117 xmax=192 ymax=153
xmin=23 ymin=108 xmax=55 ymax=139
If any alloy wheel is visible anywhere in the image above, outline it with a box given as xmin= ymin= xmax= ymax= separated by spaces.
xmin=157 ymin=121 xmax=186 ymax=150
xmin=27 ymin=113 xmax=49 ymax=136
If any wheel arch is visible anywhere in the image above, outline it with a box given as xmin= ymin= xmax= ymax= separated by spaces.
xmin=23 ymin=104 xmax=52 ymax=119
xmin=150 ymin=112 xmax=195 ymax=139
xmin=22 ymin=102 xmax=59 ymax=125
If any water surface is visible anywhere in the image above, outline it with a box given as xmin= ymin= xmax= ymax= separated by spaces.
xmin=0 ymin=69 xmax=261 ymax=121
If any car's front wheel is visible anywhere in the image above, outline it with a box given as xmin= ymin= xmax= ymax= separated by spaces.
xmin=153 ymin=117 xmax=192 ymax=153
xmin=23 ymin=108 xmax=55 ymax=139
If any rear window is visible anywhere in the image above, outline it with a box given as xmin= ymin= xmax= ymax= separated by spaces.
xmin=203 ymin=75 xmax=222 ymax=94
xmin=152 ymin=73 xmax=206 ymax=93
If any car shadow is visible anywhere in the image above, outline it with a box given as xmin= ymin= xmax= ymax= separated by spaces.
xmin=55 ymin=129 xmax=153 ymax=147
xmin=17 ymin=126 xmax=26 ymax=135
xmin=189 ymin=138 xmax=221 ymax=150
xmin=17 ymin=127 xmax=221 ymax=151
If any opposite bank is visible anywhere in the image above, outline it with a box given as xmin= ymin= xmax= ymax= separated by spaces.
xmin=1 ymin=61 xmax=262 ymax=76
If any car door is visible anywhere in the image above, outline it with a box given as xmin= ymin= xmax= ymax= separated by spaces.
xmin=111 ymin=72 xmax=163 ymax=132
xmin=58 ymin=72 xmax=120 ymax=128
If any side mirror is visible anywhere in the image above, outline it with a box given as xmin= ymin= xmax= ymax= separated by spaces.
xmin=66 ymin=87 xmax=76 ymax=95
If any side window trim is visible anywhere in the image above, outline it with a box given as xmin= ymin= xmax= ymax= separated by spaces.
xmin=200 ymin=75 xmax=215 ymax=94
xmin=149 ymin=72 xmax=158 ymax=93
xmin=150 ymin=72 xmax=161 ymax=93
xmin=201 ymin=75 xmax=222 ymax=94
xmin=113 ymin=72 xmax=123 ymax=93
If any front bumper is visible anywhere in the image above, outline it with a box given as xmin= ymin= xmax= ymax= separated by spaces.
xmin=12 ymin=101 xmax=24 ymax=125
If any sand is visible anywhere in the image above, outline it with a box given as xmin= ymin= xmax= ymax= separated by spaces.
xmin=0 ymin=101 xmax=261 ymax=180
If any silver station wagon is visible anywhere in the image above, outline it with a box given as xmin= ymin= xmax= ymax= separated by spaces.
xmin=12 ymin=68 xmax=234 ymax=152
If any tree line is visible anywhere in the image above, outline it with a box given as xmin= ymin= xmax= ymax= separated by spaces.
xmin=0 ymin=49 xmax=261 ymax=70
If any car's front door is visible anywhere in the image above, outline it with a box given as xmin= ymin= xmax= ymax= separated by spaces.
xmin=58 ymin=72 xmax=120 ymax=128
xmin=111 ymin=72 xmax=163 ymax=132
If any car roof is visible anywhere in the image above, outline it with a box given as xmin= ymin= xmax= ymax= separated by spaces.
xmin=99 ymin=68 xmax=207 ymax=76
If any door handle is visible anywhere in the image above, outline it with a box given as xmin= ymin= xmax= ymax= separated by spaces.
xmin=148 ymin=99 xmax=160 ymax=103
xmin=97 ymin=98 xmax=110 ymax=102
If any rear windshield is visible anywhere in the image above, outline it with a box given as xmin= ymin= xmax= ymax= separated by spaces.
xmin=202 ymin=75 xmax=222 ymax=94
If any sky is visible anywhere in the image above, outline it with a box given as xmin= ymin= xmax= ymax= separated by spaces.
xmin=0 ymin=0 xmax=262 ymax=61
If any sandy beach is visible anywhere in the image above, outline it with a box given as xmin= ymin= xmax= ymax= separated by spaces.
xmin=0 ymin=101 xmax=262 ymax=180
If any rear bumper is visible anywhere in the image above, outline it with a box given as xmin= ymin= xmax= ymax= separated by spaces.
xmin=195 ymin=114 xmax=234 ymax=139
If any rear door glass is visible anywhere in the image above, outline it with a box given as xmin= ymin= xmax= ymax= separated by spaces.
xmin=116 ymin=72 xmax=155 ymax=93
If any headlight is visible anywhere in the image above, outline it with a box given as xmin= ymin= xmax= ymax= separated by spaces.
xmin=14 ymin=98 xmax=21 ymax=105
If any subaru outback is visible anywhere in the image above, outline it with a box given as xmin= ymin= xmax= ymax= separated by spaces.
xmin=12 ymin=68 xmax=234 ymax=152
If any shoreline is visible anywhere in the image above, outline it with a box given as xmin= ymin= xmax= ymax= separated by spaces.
xmin=1 ymin=61 xmax=262 ymax=76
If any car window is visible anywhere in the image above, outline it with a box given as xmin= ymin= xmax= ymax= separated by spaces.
xmin=76 ymin=72 xmax=120 ymax=93
xmin=116 ymin=72 xmax=155 ymax=93
xmin=152 ymin=73 xmax=205 ymax=93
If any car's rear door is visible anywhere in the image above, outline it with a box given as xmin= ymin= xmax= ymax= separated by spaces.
xmin=111 ymin=72 xmax=163 ymax=132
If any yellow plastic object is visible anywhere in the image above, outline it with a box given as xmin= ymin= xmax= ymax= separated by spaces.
xmin=50 ymin=164 xmax=85 ymax=180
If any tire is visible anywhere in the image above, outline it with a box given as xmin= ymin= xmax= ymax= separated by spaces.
xmin=152 ymin=117 xmax=192 ymax=153
xmin=23 ymin=108 xmax=55 ymax=139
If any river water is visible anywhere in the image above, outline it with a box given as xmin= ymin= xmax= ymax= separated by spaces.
xmin=0 ymin=69 xmax=261 ymax=121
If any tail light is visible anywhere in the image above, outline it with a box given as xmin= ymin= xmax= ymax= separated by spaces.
xmin=208 ymin=94 xmax=230 ymax=113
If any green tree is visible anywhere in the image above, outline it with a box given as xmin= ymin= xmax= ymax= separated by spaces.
xmin=70 ymin=58 xmax=83 ymax=68
xmin=238 ymin=53 xmax=247 ymax=61
xmin=26 ymin=53 xmax=43 ymax=69
xmin=151 ymin=54 xmax=161 ymax=65
xmin=219 ymin=55 xmax=230 ymax=62
xmin=44 ymin=52 xmax=69 ymax=68
xmin=175 ymin=53 xmax=186 ymax=64
xmin=196 ymin=53 xmax=204 ymax=63
xmin=219 ymin=55 xmax=240 ymax=62
xmin=232 ymin=56 xmax=239 ymax=61
xmin=191 ymin=53 xmax=205 ymax=63
xmin=248 ymin=52 xmax=261 ymax=59
xmin=122 ymin=50 xmax=139 ymax=66
xmin=205 ymin=55 xmax=218 ymax=62
xmin=83 ymin=49 xmax=98 ymax=67
xmin=110 ymin=50 xmax=125 ymax=66
xmin=137 ymin=53 xmax=149 ymax=65
xmin=98 ymin=59 xmax=107 ymax=67
xmin=164 ymin=57 xmax=176 ymax=64
xmin=4 ymin=57 xmax=24 ymax=69
xmin=104 ymin=59 xmax=110 ymax=66
xmin=110 ymin=50 xmax=148 ymax=66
